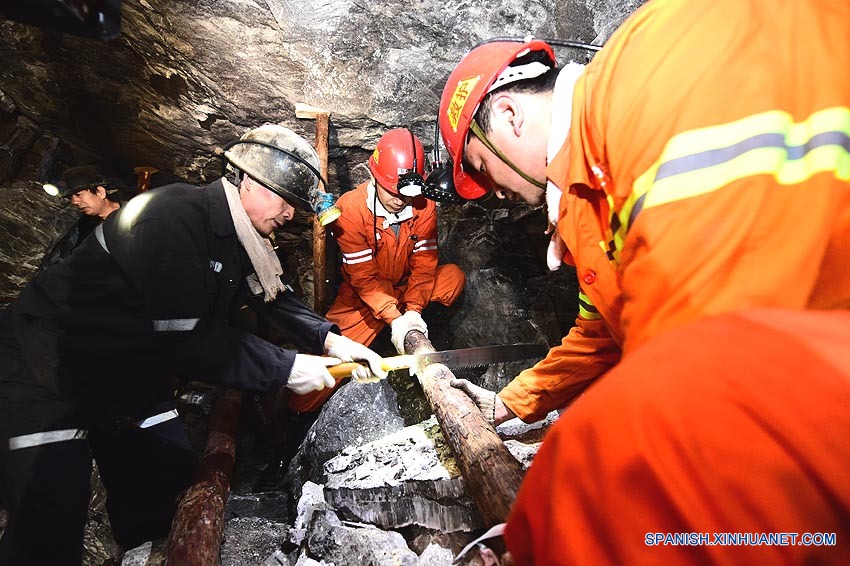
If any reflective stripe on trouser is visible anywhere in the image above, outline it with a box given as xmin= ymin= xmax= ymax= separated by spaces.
xmin=8 ymin=428 xmax=88 ymax=451
xmin=7 ymin=409 xmax=180 ymax=451
xmin=135 ymin=408 xmax=179 ymax=429
xmin=608 ymin=106 xmax=850 ymax=264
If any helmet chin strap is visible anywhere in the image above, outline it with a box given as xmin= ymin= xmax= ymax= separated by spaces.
xmin=469 ymin=119 xmax=547 ymax=190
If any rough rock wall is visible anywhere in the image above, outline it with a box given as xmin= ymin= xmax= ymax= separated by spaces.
xmin=0 ymin=0 xmax=599 ymax=181
xmin=0 ymin=0 xmax=646 ymax=299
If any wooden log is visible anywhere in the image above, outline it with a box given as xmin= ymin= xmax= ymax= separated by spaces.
xmin=403 ymin=331 xmax=526 ymax=527
xmin=164 ymin=390 xmax=242 ymax=566
xmin=296 ymin=103 xmax=332 ymax=315
xmin=311 ymin=112 xmax=330 ymax=314
xmin=133 ymin=165 xmax=159 ymax=193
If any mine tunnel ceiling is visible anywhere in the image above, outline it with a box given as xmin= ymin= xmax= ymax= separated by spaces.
xmin=0 ymin=0 xmax=640 ymax=186
xmin=0 ymin=0 xmax=643 ymax=300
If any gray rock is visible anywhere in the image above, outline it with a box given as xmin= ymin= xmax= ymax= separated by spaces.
xmin=120 ymin=541 xmax=154 ymax=565
xmin=263 ymin=549 xmax=291 ymax=566
xmin=496 ymin=411 xmax=559 ymax=442
xmin=287 ymin=378 xmax=406 ymax=502
xmin=292 ymin=549 xmax=327 ymax=566
xmin=306 ymin=509 xmax=418 ymax=566
xmin=220 ymin=517 xmax=290 ymax=566
xmin=0 ymin=177 xmax=79 ymax=298
xmin=502 ymin=440 xmax=542 ymax=471
xmin=323 ymin=416 xmax=480 ymax=533
xmin=84 ymin=463 xmax=122 ymax=565
xmin=435 ymin=204 xmax=578 ymax=386
xmin=416 ymin=543 xmax=455 ymax=566
xmin=225 ymin=492 xmax=292 ymax=523
xmin=408 ymin=527 xmax=470 ymax=557
xmin=291 ymin=481 xmax=330 ymax=547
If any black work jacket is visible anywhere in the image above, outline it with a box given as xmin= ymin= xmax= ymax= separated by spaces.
xmin=12 ymin=179 xmax=335 ymax=431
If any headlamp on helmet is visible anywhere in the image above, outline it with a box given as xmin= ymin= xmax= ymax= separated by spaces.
xmin=369 ymin=128 xmax=426 ymax=197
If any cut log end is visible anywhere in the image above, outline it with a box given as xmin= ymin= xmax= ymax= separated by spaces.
xmin=295 ymin=102 xmax=331 ymax=119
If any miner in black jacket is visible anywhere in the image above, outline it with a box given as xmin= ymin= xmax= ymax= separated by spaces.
xmin=0 ymin=124 xmax=386 ymax=564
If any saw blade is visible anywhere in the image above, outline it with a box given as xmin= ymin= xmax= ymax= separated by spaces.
xmin=327 ymin=343 xmax=549 ymax=380
xmin=413 ymin=343 xmax=549 ymax=370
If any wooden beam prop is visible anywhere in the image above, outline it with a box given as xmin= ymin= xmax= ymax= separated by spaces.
xmin=295 ymin=102 xmax=332 ymax=315
xmin=165 ymin=390 xmax=242 ymax=565
xmin=133 ymin=165 xmax=159 ymax=194
xmin=403 ymin=331 xmax=526 ymax=527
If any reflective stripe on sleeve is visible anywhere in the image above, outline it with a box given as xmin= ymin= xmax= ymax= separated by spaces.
xmin=9 ymin=428 xmax=88 ymax=451
xmin=342 ymin=248 xmax=372 ymax=259
xmin=578 ymin=291 xmax=601 ymax=321
xmin=610 ymin=106 xmax=850 ymax=263
xmin=153 ymin=318 xmax=200 ymax=331
xmin=342 ymin=248 xmax=373 ymax=265
xmin=413 ymin=238 xmax=438 ymax=252
xmin=135 ymin=409 xmax=179 ymax=429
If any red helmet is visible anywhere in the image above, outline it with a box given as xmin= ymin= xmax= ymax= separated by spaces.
xmin=368 ymin=128 xmax=426 ymax=196
xmin=438 ymin=39 xmax=555 ymax=199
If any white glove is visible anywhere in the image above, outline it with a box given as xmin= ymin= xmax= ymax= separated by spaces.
xmin=390 ymin=310 xmax=428 ymax=354
xmin=450 ymin=379 xmax=497 ymax=425
xmin=286 ymin=354 xmax=341 ymax=395
xmin=324 ymin=332 xmax=388 ymax=383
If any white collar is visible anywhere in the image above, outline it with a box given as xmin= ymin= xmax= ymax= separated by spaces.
xmin=366 ymin=181 xmax=414 ymax=229
xmin=547 ymin=62 xmax=586 ymax=162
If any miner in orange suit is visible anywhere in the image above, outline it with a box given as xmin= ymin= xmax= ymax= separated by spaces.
xmin=436 ymin=0 xmax=850 ymax=560
xmin=253 ymin=128 xmax=464 ymax=491
xmin=298 ymin=127 xmax=465 ymax=411
xmin=504 ymin=309 xmax=850 ymax=564
xmin=438 ymin=0 xmax=850 ymax=427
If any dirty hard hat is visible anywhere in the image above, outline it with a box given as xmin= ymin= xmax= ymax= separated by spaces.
xmin=368 ymin=128 xmax=425 ymax=196
xmin=223 ymin=124 xmax=321 ymax=212
xmin=57 ymin=165 xmax=113 ymax=198
xmin=438 ymin=39 xmax=555 ymax=200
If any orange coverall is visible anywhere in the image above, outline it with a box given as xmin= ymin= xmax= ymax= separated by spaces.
xmin=289 ymin=181 xmax=465 ymax=412
xmin=504 ymin=308 xmax=850 ymax=564
xmin=499 ymin=0 xmax=850 ymax=423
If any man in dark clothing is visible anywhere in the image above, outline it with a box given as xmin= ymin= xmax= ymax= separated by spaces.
xmin=38 ymin=165 xmax=129 ymax=271
xmin=59 ymin=165 xmax=123 ymax=220
xmin=0 ymin=124 xmax=385 ymax=564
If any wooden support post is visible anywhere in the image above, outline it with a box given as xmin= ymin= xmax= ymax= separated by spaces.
xmin=165 ymin=390 xmax=242 ymax=566
xmin=133 ymin=165 xmax=159 ymax=193
xmin=404 ymin=331 xmax=526 ymax=527
xmin=296 ymin=103 xmax=332 ymax=314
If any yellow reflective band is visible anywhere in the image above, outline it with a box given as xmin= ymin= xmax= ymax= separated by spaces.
xmin=637 ymin=107 xmax=850 ymax=213
xmin=578 ymin=290 xmax=601 ymax=321
xmin=598 ymin=238 xmax=618 ymax=265
xmin=604 ymin=107 xmax=850 ymax=268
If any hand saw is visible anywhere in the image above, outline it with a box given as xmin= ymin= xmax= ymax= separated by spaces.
xmin=328 ymin=343 xmax=548 ymax=379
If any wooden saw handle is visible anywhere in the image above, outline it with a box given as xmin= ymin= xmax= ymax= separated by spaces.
xmin=327 ymin=355 xmax=416 ymax=379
